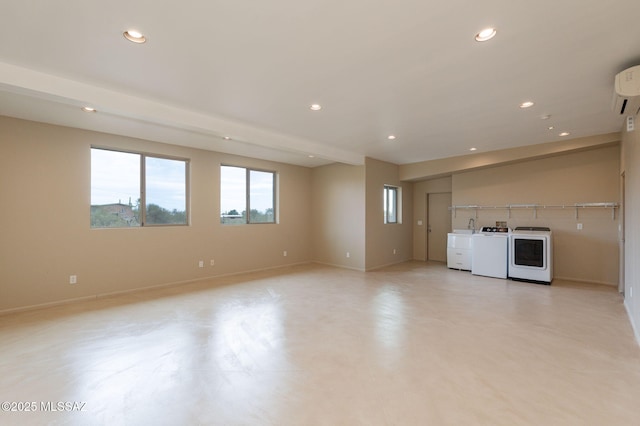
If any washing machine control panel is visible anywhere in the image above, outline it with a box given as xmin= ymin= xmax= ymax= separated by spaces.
xmin=480 ymin=226 xmax=509 ymax=233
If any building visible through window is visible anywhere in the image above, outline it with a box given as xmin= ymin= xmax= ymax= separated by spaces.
xmin=91 ymin=148 xmax=188 ymax=228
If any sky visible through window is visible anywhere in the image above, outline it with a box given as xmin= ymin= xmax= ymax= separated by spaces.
xmin=250 ymin=169 xmax=274 ymax=213
xmin=91 ymin=149 xmax=185 ymax=211
xmin=146 ymin=156 xmax=186 ymax=211
xmin=220 ymin=166 xmax=246 ymax=214
xmin=220 ymin=166 xmax=273 ymax=214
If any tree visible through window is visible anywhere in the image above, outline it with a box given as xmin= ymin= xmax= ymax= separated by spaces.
xmin=91 ymin=148 xmax=188 ymax=227
xmin=221 ymin=165 xmax=275 ymax=224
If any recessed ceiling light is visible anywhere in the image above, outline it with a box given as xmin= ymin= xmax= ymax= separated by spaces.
xmin=475 ymin=28 xmax=497 ymax=42
xmin=540 ymin=114 xmax=551 ymax=120
xmin=123 ymin=30 xmax=146 ymax=44
xmin=548 ymin=126 xmax=555 ymax=130
xmin=559 ymin=132 xmax=570 ymax=137
xmin=469 ymin=147 xmax=477 ymax=151
xmin=308 ymin=155 xmax=315 ymax=158
xmin=81 ymin=106 xmax=96 ymax=113
xmin=310 ymin=104 xmax=322 ymax=111
xmin=519 ymin=101 xmax=534 ymax=109
xmin=223 ymin=136 xmax=231 ymax=140
xmin=387 ymin=135 xmax=396 ymax=140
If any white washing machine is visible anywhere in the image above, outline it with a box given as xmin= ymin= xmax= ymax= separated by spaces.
xmin=509 ymin=227 xmax=553 ymax=284
xmin=471 ymin=227 xmax=510 ymax=279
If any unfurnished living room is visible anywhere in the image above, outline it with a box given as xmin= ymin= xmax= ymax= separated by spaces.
xmin=2 ymin=1 xmax=640 ymax=425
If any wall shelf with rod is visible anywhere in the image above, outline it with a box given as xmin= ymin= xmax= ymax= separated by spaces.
xmin=449 ymin=202 xmax=619 ymax=220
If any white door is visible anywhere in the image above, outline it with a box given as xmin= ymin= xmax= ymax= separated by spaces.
xmin=427 ymin=192 xmax=452 ymax=262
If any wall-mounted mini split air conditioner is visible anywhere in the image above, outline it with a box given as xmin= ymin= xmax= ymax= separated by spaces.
xmin=613 ymin=65 xmax=640 ymax=116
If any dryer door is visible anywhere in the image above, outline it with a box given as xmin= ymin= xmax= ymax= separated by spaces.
xmin=511 ymin=236 xmax=547 ymax=270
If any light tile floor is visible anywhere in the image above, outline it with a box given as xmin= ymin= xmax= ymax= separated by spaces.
xmin=1 ymin=262 xmax=639 ymax=425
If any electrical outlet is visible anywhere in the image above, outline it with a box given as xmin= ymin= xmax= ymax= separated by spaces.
xmin=577 ymin=223 xmax=583 ymax=230
xmin=210 ymin=259 xmax=215 ymax=266
xmin=393 ymin=249 xmax=397 ymax=255
xmin=630 ymin=287 xmax=633 ymax=298
xmin=69 ymin=275 xmax=77 ymax=284
xmin=346 ymin=252 xmax=350 ymax=258
xmin=198 ymin=260 xmax=204 ymax=268
xmin=283 ymin=251 xmax=287 ymax=257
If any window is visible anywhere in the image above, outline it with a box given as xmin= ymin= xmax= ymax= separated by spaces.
xmin=221 ymin=165 xmax=276 ymax=224
xmin=384 ymin=185 xmax=399 ymax=224
xmin=91 ymin=148 xmax=188 ymax=228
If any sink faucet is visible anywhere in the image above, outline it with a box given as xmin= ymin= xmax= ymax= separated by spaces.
xmin=468 ymin=218 xmax=475 ymax=231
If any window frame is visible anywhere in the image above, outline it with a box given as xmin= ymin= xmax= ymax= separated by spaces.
xmin=384 ymin=184 xmax=400 ymax=224
xmin=90 ymin=146 xmax=190 ymax=228
xmin=220 ymin=164 xmax=277 ymax=225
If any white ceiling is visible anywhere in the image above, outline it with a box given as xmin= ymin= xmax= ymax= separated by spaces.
xmin=1 ymin=1 xmax=639 ymax=168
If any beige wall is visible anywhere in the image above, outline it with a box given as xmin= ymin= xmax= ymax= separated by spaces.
xmin=364 ymin=158 xmax=413 ymax=270
xmin=452 ymin=145 xmax=620 ymax=285
xmin=310 ymin=162 xmax=366 ymax=270
xmin=1 ymin=117 xmax=416 ymax=310
xmin=400 ymin=133 xmax=620 ymax=181
xmin=621 ymin=115 xmax=640 ymax=343
xmin=411 ymin=146 xmax=621 ymax=285
xmin=0 ymin=116 xmax=312 ymax=311
xmin=1 ymin=114 xmax=629 ymax=319
xmin=310 ymin=158 xmax=414 ymax=271
xmin=412 ymin=177 xmax=452 ymax=261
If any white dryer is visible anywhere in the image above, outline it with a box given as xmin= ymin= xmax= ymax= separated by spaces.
xmin=509 ymin=227 xmax=553 ymax=284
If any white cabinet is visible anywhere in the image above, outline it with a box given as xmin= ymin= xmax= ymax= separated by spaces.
xmin=447 ymin=233 xmax=472 ymax=271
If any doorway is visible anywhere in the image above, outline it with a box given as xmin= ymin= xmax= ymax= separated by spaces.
xmin=427 ymin=192 xmax=452 ymax=262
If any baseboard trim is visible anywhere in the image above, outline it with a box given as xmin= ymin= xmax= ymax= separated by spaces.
xmin=311 ymin=258 xmax=413 ymax=272
xmin=553 ymin=275 xmax=617 ymax=287
xmin=0 ymin=261 xmax=312 ymax=316
xmin=624 ymin=299 xmax=640 ymax=347
xmin=312 ymin=261 xmax=365 ymax=272
xmin=365 ymin=258 xmax=413 ymax=271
